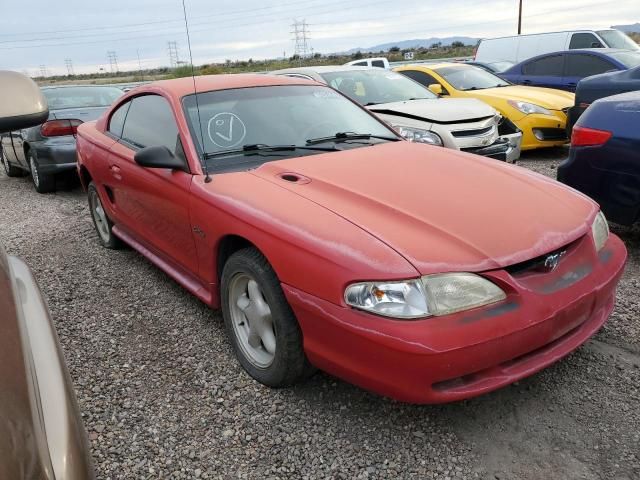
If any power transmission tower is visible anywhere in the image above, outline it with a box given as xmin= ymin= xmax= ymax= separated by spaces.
xmin=64 ymin=58 xmax=74 ymax=76
xmin=39 ymin=65 xmax=47 ymax=78
xmin=168 ymin=41 xmax=180 ymax=68
xmin=291 ymin=19 xmax=311 ymax=66
xmin=107 ymin=51 xmax=119 ymax=73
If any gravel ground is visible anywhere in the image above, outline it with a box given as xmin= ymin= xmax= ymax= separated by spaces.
xmin=0 ymin=147 xmax=638 ymax=480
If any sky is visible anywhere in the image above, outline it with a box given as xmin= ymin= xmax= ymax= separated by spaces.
xmin=1 ymin=0 xmax=638 ymax=76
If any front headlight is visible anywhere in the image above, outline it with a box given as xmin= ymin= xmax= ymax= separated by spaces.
xmin=591 ymin=211 xmax=609 ymax=252
xmin=394 ymin=125 xmax=443 ymax=146
xmin=344 ymin=273 xmax=506 ymax=319
xmin=507 ymin=100 xmax=551 ymax=116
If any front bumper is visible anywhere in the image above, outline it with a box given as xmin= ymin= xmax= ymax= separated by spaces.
xmin=32 ymin=139 xmax=78 ymax=174
xmin=461 ymin=133 xmax=522 ymax=163
xmin=285 ymin=234 xmax=626 ymax=404
xmin=518 ymin=112 xmax=569 ymax=150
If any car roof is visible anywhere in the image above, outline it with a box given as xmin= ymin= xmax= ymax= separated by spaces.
xmin=41 ymin=84 xmax=123 ymax=90
xmin=481 ymin=28 xmax=616 ymax=41
xmin=274 ymin=65 xmax=377 ymax=74
xmin=142 ymin=73 xmax=319 ymax=98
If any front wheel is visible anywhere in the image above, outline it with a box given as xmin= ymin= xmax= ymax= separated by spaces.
xmin=88 ymin=182 xmax=121 ymax=249
xmin=221 ymin=247 xmax=315 ymax=387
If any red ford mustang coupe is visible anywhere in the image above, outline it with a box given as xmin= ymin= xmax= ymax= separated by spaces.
xmin=76 ymin=74 xmax=626 ymax=404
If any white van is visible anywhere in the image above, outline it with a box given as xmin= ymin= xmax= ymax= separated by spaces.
xmin=476 ymin=29 xmax=640 ymax=64
xmin=344 ymin=57 xmax=390 ymax=69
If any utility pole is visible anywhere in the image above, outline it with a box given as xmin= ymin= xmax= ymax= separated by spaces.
xmin=168 ymin=41 xmax=179 ymax=68
xmin=64 ymin=58 xmax=74 ymax=76
xmin=137 ymin=49 xmax=144 ymax=80
xmin=291 ymin=19 xmax=311 ymax=66
xmin=107 ymin=51 xmax=119 ymax=74
xmin=517 ymin=0 xmax=523 ymax=35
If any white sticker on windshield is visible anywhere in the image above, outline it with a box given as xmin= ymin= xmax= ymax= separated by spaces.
xmin=207 ymin=112 xmax=247 ymax=148
xmin=313 ymin=89 xmax=341 ymax=99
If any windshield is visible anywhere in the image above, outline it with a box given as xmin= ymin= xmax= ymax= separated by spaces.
xmin=434 ymin=66 xmax=510 ymax=91
xmin=182 ymin=85 xmax=397 ymax=172
xmin=597 ymin=30 xmax=640 ymax=51
xmin=43 ymin=86 xmax=123 ymax=109
xmin=488 ymin=61 xmax=514 ymax=73
xmin=320 ymin=69 xmax=436 ymax=105
xmin=609 ymin=51 xmax=640 ymax=68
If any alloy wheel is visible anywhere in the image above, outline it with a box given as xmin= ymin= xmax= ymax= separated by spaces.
xmin=228 ymin=273 xmax=277 ymax=368
xmin=29 ymin=155 xmax=40 ymax=188
xmin=88 ymin=188 xmax=111 ymax=244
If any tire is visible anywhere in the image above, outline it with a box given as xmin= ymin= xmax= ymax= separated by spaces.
xmin=1 ymin=146 xmax=24 ymax=177
xmin=87 ymin=182 xmax=121 ymax=249
xmin=221 ymin=247 xmax=315 ymax=387
xmin=28 ymin=150 xmax=55 ymax=193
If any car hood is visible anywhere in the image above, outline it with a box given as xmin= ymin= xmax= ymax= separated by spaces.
xmin=368 ymin=98 xmax=496 ymax=123
xmin=49 ymin=106 xmax=110 ymax=122
xmin=469 ymin=86 xmax=574 ymax=110
xmin=252 ymin=142 xmax=596 ymax=274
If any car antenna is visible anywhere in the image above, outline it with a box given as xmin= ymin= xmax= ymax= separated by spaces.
xmin=181 ymin=0 xmax=211 ymax=183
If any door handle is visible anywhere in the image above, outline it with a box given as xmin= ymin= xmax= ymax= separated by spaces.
xmin=110 ymin=164 xmax=122 ymax=180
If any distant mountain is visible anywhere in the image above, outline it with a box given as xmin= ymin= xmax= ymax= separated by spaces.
xmin=341 ymin=37 xmax=479 ymax=54
xmin=612 ymin=23 xmax=640 ymax=33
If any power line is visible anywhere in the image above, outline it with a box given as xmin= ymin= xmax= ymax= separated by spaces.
xmin=0 ymin=0 xmax=354 ymax=40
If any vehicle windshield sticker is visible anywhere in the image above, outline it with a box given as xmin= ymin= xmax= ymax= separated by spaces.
xmin=207 ymin=112 xmax=247 ymax=148
xmin=313 ymin=89 xmax=341 ymax=99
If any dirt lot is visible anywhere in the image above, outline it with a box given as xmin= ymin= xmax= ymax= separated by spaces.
xmin=0 ymin=147 xmax=638 ymax=480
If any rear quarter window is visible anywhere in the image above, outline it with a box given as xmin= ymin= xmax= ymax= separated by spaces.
xmin=398 ymin=70 xmax=440 ymax=87
xmin=565 ymin=54 xmax=617 ymax=77
xmin=108 ymin=101 xmax=131 ymax=138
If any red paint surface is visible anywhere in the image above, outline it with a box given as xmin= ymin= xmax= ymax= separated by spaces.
xmin=77 ymin=74 xmax=627 ymax=403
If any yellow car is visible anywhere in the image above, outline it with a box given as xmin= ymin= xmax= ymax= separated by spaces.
xmin=394 ymin=63 xmax=575 ymax=150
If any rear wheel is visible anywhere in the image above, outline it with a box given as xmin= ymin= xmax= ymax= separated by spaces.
xmin=221 ymin=247 xmax=315 ymax=387
xmin=88 ymin=182 xmax=121 ymax=249
xmin=28 ymin=150 xmax=55 ymax=193
xmin=1 ymin=147 xmax=23 ymax=177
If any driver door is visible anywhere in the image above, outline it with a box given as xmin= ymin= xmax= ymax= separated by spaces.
xmin=105 ymin=94 xmax=199 ymax=277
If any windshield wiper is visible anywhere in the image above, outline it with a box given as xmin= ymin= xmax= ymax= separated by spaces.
xmin=306 ymin=132 xmax=399 ymax=145
xmin=204 ymin=144 xmax=338 ymax=159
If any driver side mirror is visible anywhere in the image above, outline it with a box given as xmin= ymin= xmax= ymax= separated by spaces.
xmin=590 ymin=42 xmax=603 ymax=48
xmin=0 ymin=71 xmax=49 ymax=133
xmin=428 ymin=84 xmax=445 ymax=96
xmin=134 ymin=145 xmax=187 ymax=171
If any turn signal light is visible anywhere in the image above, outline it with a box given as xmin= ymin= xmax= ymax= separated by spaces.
xmin=41 ymin=119 xmax=83 ymax=137
xmin=571 ymin=126 xmax=612 ymax=147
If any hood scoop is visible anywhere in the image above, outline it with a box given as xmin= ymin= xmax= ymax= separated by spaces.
xmin=278 ymin=172 xmax=311 ymax=184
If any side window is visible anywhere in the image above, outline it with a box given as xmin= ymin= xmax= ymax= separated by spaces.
xmin=371 ymin=60 xmax=385 ymax=68
xmin=352 ymin=61 xmax=367 ymax=67
xmin=522 ymin=55 xmax=564 ymax=76
xmin=121 ymin=95 xmax=179 ymax=154
xmin=565 ymin=54 xmax=616 ymax=77
xmin=399 ymin=70 xmax=439 ymax=87
xmin=569 ymin=33 xmax=603 ymax=49
xmin=108 ymin=101 xmax=131 ymax=138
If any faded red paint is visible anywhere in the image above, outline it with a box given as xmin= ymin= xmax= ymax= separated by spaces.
xmin=77 ymin=74 xmax=627 ymax=403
